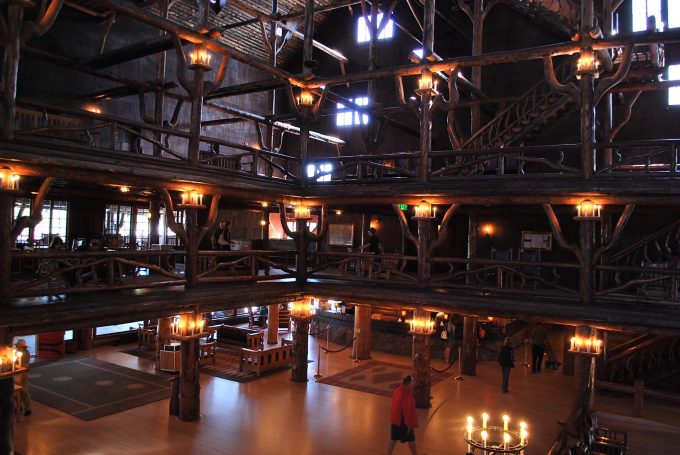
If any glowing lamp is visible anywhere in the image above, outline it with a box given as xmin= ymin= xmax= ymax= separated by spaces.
xmin=290 ymin=301 xmax=315 ymax=318
xmin=335 ymin=209 xmax=342 ymax=216
xmin=179 ymin=189 xmax=205 ymax=209
xmin=0 ymin=169 xmax=20 ymax=191
xmin=482 ymin=224 xmax=494 ymax=236
xmin=575 ymin=199 xmax=602 ymax=221
xmin=576 ymin=48 xmax=600 ymax=79
xmin=416 ymin=69 xmax=437 ymax=96
xmin=120 ymin=186 xmax=130 ymax=193
xmin=408 ymin=317 xmax=435 ymax=335
xmin=260 ymin=219 xmax=267 ymax=227
xmin=298 ymin=89 xmax=314 ymax=108
xmin=294 ymin=205 xmax=311 ymax=220
xmin=261 ymin=202 xmax=269 ymax=208
xmin=413 ymin=200 xmax=434 ymax=219
xmin=464 ymin=413 xmax=529 ymax=453
xmin=188 ymin=45 xmax=212 ymax=70
xmin=171 ymin=314 xmax=207 ymax=338
xmin=569 ymin=335 xmax=604 ymax=355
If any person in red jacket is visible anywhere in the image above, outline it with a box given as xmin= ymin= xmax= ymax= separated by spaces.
xmin=387 ymin=375 xmax=422 ymax=455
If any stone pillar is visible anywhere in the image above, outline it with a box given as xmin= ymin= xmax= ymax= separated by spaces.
xmin=353 ymin=304 xmax=372 ymax=360
xmin=267 ymin=304 xmax=280 ymax=344
xmin=179 ymin=338 xmax=200 ymax=421
xmin=462 ymin=316 xmax=478 ymax=376
xmin=412 ymin=308 xmax=431 ymax=408
xmin=291 ymin=316 xmax=311 ymax=382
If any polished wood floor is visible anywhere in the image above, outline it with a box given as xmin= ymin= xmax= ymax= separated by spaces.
xmin=14 ymin=334 xmax=680 ymax=455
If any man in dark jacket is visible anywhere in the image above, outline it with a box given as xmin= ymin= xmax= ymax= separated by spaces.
xmin=497 ymin=337 xmax=515 ymax=393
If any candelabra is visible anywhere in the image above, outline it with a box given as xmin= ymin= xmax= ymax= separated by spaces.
xmin=0 ymin=346 xmax=27 ymax=378
xmin=464 ymin=413 xmax=528 ymax=454
xmin=171 ymin=314 xmax=208 ymax=341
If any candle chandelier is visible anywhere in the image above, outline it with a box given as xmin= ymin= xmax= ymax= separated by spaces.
xmin=464 ymin=413 xmax=528 ymax=454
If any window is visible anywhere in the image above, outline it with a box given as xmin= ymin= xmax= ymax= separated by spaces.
xmin=14 ymin=198 xmax=68 ymax=245
xmin=669 ymin=65 xmax=680 ymax=105
xmin=670 ymin=2 xmax=680 ymax=29
xmin=307 ymin=163 xmax=333 ymax=182
xmin=135 ymin=208 xmax=151 ymax=248
xmin=632 ymin=0 xmax=663 ymax=32
xmin=104 ymin=204 xmax=132 ymax=243
xmin=357 ymin=13 xmax=393 ymax=43
xmin=336 ymin=97 xmax=369 ymax=126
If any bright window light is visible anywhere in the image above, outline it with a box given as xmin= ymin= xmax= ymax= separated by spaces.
xmin=412 ymin=48 xmax=424 ymax=59
xmin=335 ymin=97 xmax=369 ymax=126
xmin=669 ymin=65 xmax=680 ymax=105
xmin=307 ymin=163 xmax=333 ymax=182
xmin=632 ymin=0 xmax=663 ymax=32
xmin=357 ymin=13 xmax=393 ymax=43
xmin=670 ymin=2 xmax=680 ymax=29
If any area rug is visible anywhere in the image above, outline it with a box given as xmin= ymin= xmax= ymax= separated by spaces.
xmin=119 ymin=347 xmax=157 ymax=362
xmin=316 ymin=360 xmax=451 ymax=398
xmin=29 ymin=356 xmax=170 ymax=421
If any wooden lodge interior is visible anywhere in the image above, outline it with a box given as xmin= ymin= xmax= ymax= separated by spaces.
xmin=1 ymin=0 xmax=680 ymax=454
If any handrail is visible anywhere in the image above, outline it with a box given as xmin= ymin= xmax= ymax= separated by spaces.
xmin=608 ymin=220 xmax=680 ymax=264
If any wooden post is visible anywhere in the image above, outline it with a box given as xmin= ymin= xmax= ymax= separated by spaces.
xmin=466 ymin=213 xmax=478 ymax=284
xmin=574 ymin=325 xmax=595 ymax=412
xmin=291 ymin=316 xmax=311 ymax=382
xmin=634 ymin=379 xmax=644 ymax=417
xmin=580 ymin=0 xmax=596 ymax=178
xmin=185 ymin=208 xmax=199 ymax=286
xmin=462 ymin=316 xmax=478 ymax=376
xmin=153 ymin=0 xmax=168 ymax=157
xmin=156 ymin=317 xmax=173 ymax=370
xmin=412 ymin=308 xmax=431 ymax=408
xmin=0 ymin=328 xmax=14 ymax=455
xmin=188 ymin=68 xmax=205 ymax=167
xmin=353 ymin=304 xmax=372 ymax=360
xmin=562 ymin=326 xmax=575 ymax=376
xmin=169 ymin=376 xmax=179 ymax=416
xmin=0 ymin=193 xmax=13 ymax=305
xmin=579 ymin=221 xmax=594 ymax=304
xmin=0 ymin=3 xmax=23 ymax=140
xmin=77 ymin=328 xmax=95 ymax=350
xmin=267 ymin=303 xmax=279 ymax=344
xmin=149 ymin=200 xmax=160 ymax=246
xmin=295 ymin=219 xmax=308 ymax=284
xmin=299 ymin=121 xmax=310 ymax=186
xmin=417 ymin=218 xmax=431 ymax=284
xmin=418 ymin=90 xmax=432 ymax=183
xmin=130 ymin=206 xmax=138 ymax=249
xmin=178 ymin=338 xmax=200 ymax=421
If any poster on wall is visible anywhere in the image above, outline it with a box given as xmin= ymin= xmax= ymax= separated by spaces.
xmin=521 ymin=231 xmax=552 ymax=251
xmin=329 ymin=224 xmax=354 ymax=246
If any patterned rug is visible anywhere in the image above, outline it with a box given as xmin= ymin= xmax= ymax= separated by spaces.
xmin=316 ymin=360 xmax=451 ymax=398
xmin=30 ymin=356 xmax=171 ymax=421
xmin=120 ymin=347 xmax=157 ymax=362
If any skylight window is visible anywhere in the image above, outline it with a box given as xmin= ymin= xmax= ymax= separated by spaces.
xmin=307 ymin=163 xmax=333 ymax=182
xmin=632 ymin=0 xmax=663 ymax=32
xmin=670 ymin=2 xmax=680 ymax=29
xmin=668 ymin=65 xmax=680 ymax=105
xmin=336 ymin=97 xmax=369 ymax=127
xmin=357 ymin=13 xmax=393 ymax=43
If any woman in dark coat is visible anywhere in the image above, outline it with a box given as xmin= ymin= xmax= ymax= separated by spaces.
xmin=497 ymin=337 xmax=516 ymax=393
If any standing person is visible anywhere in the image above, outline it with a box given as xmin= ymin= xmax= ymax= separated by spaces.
xmin=14 ymin=339 xmax=32 ymax=416
xmin=212 ymin=221 xmax=232 ymax=251
xmin=387 ymin=376 xmax=422 ymax=455
xmin=497 ymin=337 xmax=515 ymax=393
xmin=361 ymin=227 xmax=383 ymax=254
xmin=530 ymin=322 xmax=548 ymax=373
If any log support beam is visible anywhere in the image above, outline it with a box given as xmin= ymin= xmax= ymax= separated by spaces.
xmin=267 ymin=303 xmax=280 ymax=344
xmin=462 ymin=315 xmax=478 ymax=376
xmin=412 ymin=307 xmax=431 ymax=408
xmin=291 ymin=315 xmax=311 ymax=382
xmin=0 ymin=328 xmax=14 ymax=455
xmin=353 ymin=304 xmax=372 ymax=360
xmin=178 ymin=337 xmax=200 ymax=421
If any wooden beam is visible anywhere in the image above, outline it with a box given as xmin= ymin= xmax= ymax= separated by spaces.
xmin=80 ymin=35 xmax=180 ymax=69
xmin=278 ymin=22 xmax=348 ymax=63
xmin=82 ymin=81 xmax=176 ymax=101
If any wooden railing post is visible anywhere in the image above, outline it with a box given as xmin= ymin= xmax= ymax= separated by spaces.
xmin=634 ymin=379 xmax=644 ymax=417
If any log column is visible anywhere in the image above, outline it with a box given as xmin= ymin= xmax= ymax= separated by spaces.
xmin=579 ymin=0 xmax=596 ymax=178
xmin=0 ymin=328 xmax=14 ymax=455
xmin=184 ymin=207 xmax=199 ymax=287
xmin=574 ymin=325 xmax=596 ymax=413
xmin=77 ymin=328 xmax=95 ymax=350
xmin=353 ymin=304 xmax=372 ymax=360
xmin=148 ymin=200 xmax=160 ymax=246
xmin=291 ymin=315 xmax=312 ymax=382
xmin=0 ymin=193 xmax=13 ymax=305
xmin=411 ymin=308 xmax=431 ymax=408
xmin=267 ymin=304 xmax=279 ymax=344
xmin=461 ymin=316 xmax=478 ymax=376
xmin=156 ymin=316 xmax=173 ymax=371
xmin=578 ymin=220 xmax=595 ymax=304
xmin=0 ymin=2 xmax=23 ymax=140
xmin=178 ymin=337 xmax=200 ymax=421
xmin=416 ymin=217 xmax=432 ymax=284
xmin=295 ymin=219 xmax=308 ymax=284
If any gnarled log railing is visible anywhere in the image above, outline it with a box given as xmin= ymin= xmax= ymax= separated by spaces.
xmin=595 ymin=264 xmax=680 ymax=304
xmin=308 ymin=252 xmax=418 ymax=283
xmin=196 ymin=250 xmax=296 ymax=282
xmin=594 ymin=139 xmax=680 ymax=175
xmin=307 ymin=153 xmax=418 ymax=183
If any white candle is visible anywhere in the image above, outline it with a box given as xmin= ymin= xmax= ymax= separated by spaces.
xmin=503 ymin=414 xmax=509 ymax=431
xmin=482 ymin=412 xmax=489 ymax=429
xmin=481 ymin=430 xmax=488 ymax=448
xmin=570 ymin=337 xmax=576 ymax=350
xmin=504 ymin=432 xmax=510 ymax=450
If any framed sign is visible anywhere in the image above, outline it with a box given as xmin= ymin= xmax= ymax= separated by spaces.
xmin=328 ymin=224 xmax=354 ymax=246
xmin=521 ymin=231 xmax=552 ymax=251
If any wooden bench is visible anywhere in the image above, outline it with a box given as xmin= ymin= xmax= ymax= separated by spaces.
xmin=214 ymin=324 xmax=264 ymax=350
xmin=240 ymin=344 xmax=293 ymax=376
xmin=199 ymin=339 xmax=216 ymax=365
xmin=138 ymin=326 xmax=157 ymax=350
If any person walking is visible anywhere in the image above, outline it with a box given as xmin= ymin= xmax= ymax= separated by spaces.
xmin=15 ymin=339 xmax=32 ymax=416
xmin=212 ymin=221 xmax=232 ymax=251
xmin=497 ymin=337 xmax=515 ymax=393
xmin=530 ymin=322 xmax=548 ymax=373
xmin=387 ymin=376 xmax=423 ymax=455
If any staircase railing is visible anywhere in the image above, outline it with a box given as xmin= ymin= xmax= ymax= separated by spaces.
xmin=608 ymin=220 xmax=680 ymax=267
xmin=460 ymin=60 xmax=573 ymax=150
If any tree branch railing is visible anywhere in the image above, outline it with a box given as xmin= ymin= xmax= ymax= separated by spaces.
xmin=12 ymin=100 xmax=301 ymax=181
xmin=429 ymin=257 xmax=579 ymax=296
xmin=10 ymin=250 xmax=186 ymax=297
xmin=595 ymin=264 xmax=680 ymax=304
xmin=594 ymin=139 xmax=679 ymax=175
xmin=196 ymin=250 xmax=297 ymax=282
xmin=307 ymin=153 xmax=418 ymax=183
xmin=308 ymin=252 xmax=418 ymax=283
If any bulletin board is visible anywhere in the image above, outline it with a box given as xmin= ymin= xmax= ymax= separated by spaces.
xmin=328 ymin=224 xmax=354 ymax=246
xmin=521 ymin=231 xmax=552 ymax=251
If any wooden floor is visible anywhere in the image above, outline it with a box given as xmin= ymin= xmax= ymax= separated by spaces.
xmin=14 ymin=334 xmax=680 ymax=455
